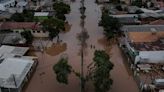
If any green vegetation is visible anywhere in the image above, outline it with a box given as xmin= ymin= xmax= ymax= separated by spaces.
xmin=99 ymin=12 xmax=122 ymax=40
xmin=131 ymin=0 xmax=143 ymax=8
xmin=53 ymin=57 xmax=72 ymax=84
xmin=21 ymin=30 xmax=33 ymax=44
xmin=53 ymin=2 xmax=70 ymax=21
xmin=10 ymin=10 xmax=34 ymax=22
xmin=42 ymin=18 xmax=65 ymax=41
xmin=53 ymin=50 xmax=114 ymax=92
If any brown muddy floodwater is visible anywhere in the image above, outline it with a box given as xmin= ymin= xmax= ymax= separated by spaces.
xmin=24 ymin=0 xmax=139 ymax=92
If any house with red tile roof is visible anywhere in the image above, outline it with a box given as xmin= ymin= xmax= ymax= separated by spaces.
xmin=0 ymin=22 xmax=49 ymax=37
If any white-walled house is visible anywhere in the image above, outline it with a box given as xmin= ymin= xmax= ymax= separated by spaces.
xmin=120 ymin=25 xmax=164 ymax=64
xmin=0 ymin=0 xmax=28 ymax=13
xmin=0 ymin=45 xmax=38 ymax=92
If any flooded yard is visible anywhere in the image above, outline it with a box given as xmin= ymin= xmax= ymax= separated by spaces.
xmin=24 ymin=0 xmax=139 ymax=92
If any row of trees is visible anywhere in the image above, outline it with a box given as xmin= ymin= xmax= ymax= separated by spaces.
xmin=53 ymin=50 xmax=114 ymax=92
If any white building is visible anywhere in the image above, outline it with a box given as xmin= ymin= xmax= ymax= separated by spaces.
xmin=0 ymin=45 xmax=38 ymax=92
xmin=0 ymin=0 xmax=28 ymax=13
xmin=121 ymin=25 xmax=164 ymax=64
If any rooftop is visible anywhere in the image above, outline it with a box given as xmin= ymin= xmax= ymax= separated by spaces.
xmin=150 ymin=19 xmax=164 ymax=25
xmin=0 ymin=57 xmax=34 ymax=88
xmin=122 ymin=25 xmax=164 ymax=32
xmin=0 ymin=33 xmax=26 ymax=45
xmin=130 ymin=41 xmax=164 ymax=51
xmin=34 ymin=12 xmax=49 ymax=16
xmin=0 ymin=45 xmax=29 ymax=59
xmin=136 ymin=63 xmax=164 ymax=89
xmin=0 ymin=22 xmax=40 ymax=30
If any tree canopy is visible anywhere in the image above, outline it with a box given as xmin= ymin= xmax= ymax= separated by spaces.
xmin=10 ymin=10 xmax=34 ymax=22
xmin=131 ymin=0 xmax=143 ymax=8
xmin=53 ymin=50 xmax=114 ymax=92
xmin=99 ymin=12 xmax=122 ymax=39
xmin=53 ymin=2 xmax=70 ymax=14
xmin=100 ymin=13 xmax=122 ymax=31
xmin=42 ymin=18 xmax=65 ymax=40
xmin=53 ymin=57 xmax=72 ymax=84
xmin=53 ymin=2 xmax=70 ymax=20
xmin=92 ymin=50 xmax=113 ymax=92
xmin=21 ymin=30 xmax=33 ymax=44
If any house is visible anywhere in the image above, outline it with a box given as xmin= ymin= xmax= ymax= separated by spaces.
xmin=0 ymin=45 xmax=38 ymax=92
xmin=0 ymin=0 xmax=28 ymax=13
xmin=121 ymin=25 xmax=164 ymax=64
xmin=0 ymin=32 xmax=26 ymax=46
xmin=34 ymin=12 xmax=54 ymax=21
xmin=120 ymin=25 xmax=164 ymax=91
xmin=0 ymin=22 xmax=49 ymax=37
xmin=110 ymin=14 xmax=141 ymax=25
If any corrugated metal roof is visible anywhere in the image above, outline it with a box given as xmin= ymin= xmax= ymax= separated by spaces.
xmin=122 ymin=25 xmax=164 ymax=32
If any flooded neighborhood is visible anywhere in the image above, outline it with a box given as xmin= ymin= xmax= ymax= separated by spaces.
xmin=0 ymin=0 xmax=164 ymax=92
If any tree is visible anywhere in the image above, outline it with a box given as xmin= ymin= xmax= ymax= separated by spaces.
xmin=21 ymin=30 xmax=33 ymax=44
xmin=90 ymin=50 xmax=114 ymax=92
xmin=99 ymin=13 xmax=122 ymax=40
xmin=10 ymin=13 xmax=24 ymax=22
xmin=100 ymin=13 xmax=122 ymax=31
xmin=42 ymin=18 xmax=65 ymax=41
xmin=131 ymin=0 xmax=143 ymax=8
xmin=10 ymin=10 xmax=34 ymax=22
xmin=110 ymin=0 xmax=120 ymax=3
xmin=104 ymin=28 xmax=115 ymax=40
xmin=53 ymin=57 xmax=72 ymax=84
xmin=53 ymin=2 xmax=70 ymax=14
xmin=53 ymin=50 xmax=114 ymax=92
xmin=53 ymin=2 xmax=70 ymax=21
xmin=23 ymin=10 xmax=34 ymax=22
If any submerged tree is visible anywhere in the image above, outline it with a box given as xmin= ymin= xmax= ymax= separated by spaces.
xmin=42 ymin=18 xmax=65 ymax=42
xmin=21 ymin=30 xmax=33 ymax=44
xmin=131 ymin=0 xmax=143 ymax=8
xmin=53 ymin=50 xmax=114 ymax=92
xmin=53 ymin=2 xmax=70 ymax=21
xmin=99 ymin=12 xmax=122 ymax=40
xmin=10 ymin=10 xmax=34 ymax=22
xmin=53 ymin=57 xmax=72 ymax=84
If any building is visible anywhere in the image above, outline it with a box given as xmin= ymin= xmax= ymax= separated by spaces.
xmin=121 ymin=25 xmax=164 ymax=64
xmin=0 ymin=0 xmax=28 ymax=13
xmin=110 ymin=14 xmax=141 ymax=25
xmin=34 ymin=12 xmax=54 ymax=21
xmin=0 ymin=45 xmax=38 ymax=92
xmin=0 ymin=32 xmax=26 ymax=46
xmin=0 ymin=22 xmax=49 ymax=37
xmin=120 ymin=25 xmax=164 ymax=91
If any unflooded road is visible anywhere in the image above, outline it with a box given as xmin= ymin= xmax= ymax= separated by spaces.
xmin=25 ymin=0 xmax=139 ymax=92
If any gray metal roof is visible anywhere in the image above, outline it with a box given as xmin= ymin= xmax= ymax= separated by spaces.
xmin=0 ymin=33 xmax=26 ymax=45
xmin=122 ymin=25 xmax=164 ymax=32
xmin=0 ymin=57 xmax=34 ymax=88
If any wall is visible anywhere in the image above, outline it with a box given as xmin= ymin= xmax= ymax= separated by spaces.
xmin=135 ymin=51 xmax=164 ymax=64
xmin=13 ymin=29 xmax=49 ymax=38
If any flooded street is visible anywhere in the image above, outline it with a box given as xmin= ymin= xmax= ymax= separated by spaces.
xmin=25 ymin=0 xmax=139 ymax=92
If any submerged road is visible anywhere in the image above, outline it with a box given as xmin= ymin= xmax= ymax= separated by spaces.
xmin=25 ymin=0 xmax=139 ymax=92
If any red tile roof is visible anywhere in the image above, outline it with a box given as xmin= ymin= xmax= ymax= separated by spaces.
xmin=149 ymin=19 xmax=164 ymax=25
xmin=0 ymin=22 xmax=40 ymax=30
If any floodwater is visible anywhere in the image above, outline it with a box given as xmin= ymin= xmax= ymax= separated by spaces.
xmin=24 ymin=0 xmax=139 ymax=92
